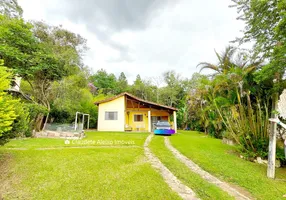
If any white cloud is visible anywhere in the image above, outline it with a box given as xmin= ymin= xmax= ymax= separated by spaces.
xmin=18 ymin=0 xmax=245 ymax=83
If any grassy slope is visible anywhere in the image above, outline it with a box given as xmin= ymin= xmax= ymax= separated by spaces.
xmin=0 ymin=132 xmax=181 ymax=200
xmin=149 ymin=135 xmax=234 ymax=200
xmin=170 ymin=131 xmax=286 ymax=200
xmin=3 ymin=131 xmax=148 ymax=149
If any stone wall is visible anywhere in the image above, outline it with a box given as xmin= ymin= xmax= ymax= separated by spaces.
xmin=35 ymin=130 xmax=85 ymax=139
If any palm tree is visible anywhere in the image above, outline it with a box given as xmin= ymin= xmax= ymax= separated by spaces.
xmin=195 ymin=46 xmax=263 ymax=138
xmin=197 ymin=46 xmax=262 ymax=75
xmin=197 ymin=46 xmax=269 ymax=154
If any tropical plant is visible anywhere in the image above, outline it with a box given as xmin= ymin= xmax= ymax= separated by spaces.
xmin=196 ymin=45 xmax=273 ymax=158
xmin=198 ymin=46 xmax=261 ymax=75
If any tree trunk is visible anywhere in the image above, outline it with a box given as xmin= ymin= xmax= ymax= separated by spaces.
xmin=42 ymin=112 xmax=49 ymax=130
xmin=35 ymin=114 xmax=44 ymax=131
xmin=42 ymin=102 xmax=50 ymax=130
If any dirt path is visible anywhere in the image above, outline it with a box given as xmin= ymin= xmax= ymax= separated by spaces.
xmin=164 ymin=137 xmax=253 ymax=200
xmin=144 ymin=134 xmax=199 ymax=200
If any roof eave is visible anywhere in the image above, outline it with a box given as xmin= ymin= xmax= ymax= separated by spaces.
xmin=94 ymin=92 xmax=178 ymax=111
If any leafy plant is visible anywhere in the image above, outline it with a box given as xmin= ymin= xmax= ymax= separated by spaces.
xmin=0 ymin=60 xmax=19 ymax=145
xmin=9 ymin=102 xmax=30 ymax=137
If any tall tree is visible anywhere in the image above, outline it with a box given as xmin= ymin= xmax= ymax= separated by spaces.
xmin=231 ymin=0 xmax=286 ymax=82
xmin=130 ymin=74 xmax=152 ymax=100
xmin=151 ymin=76 xmax=163 ymax=102
xmin=231 ymin=0 xmax=286 ymax=179
xmin=0 ymin=0 xmax=23 ymax=18
xmin=0 ymin=16 xmax=87 ymax=129
xmin=0 ymin=15 xmax=38 ymax=75
xmin=90 ymin=69 xmax=117 ymax=95
xmin=117 ymin=72 xmax=128 ymax=94
xmin=159 ymin=71 xmax=184 ymax=107
xmin=198 ymin=46 xmax=261 ymax=75
xmin=131 ymin=74 xmax=144 ymax=98
xmin=231 ymin=0 xmax=285 ymax=65
xmin=50 ymin=73 xmax=97 ymax=126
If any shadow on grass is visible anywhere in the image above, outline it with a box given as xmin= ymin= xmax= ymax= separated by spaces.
xmin=154 ymin=134 xmax=173 ymax=136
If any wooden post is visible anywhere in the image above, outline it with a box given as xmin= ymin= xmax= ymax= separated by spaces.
xmin=267 ymin=92 xmax=278 ymax=178
xmin=87 ymin=115 xmax=90 ymax=130
xmin=74 ymin=112 xmax=78 ymax=131
xmin=82 ymin=114 xmax=85 ymax=129
xmin=148 ymin=111 xmax=151 ymax=132
xmin=173 ymin=111 xmax=177 ymax=133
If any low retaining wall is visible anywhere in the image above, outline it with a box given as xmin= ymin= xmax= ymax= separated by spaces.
xmin=35 ymin=130 xmax=85 ymax=139
xmin=222 ymin=138 xmax=236 ymax=146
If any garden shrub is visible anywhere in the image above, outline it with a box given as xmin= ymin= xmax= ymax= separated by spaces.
xmin=0 ymin=62 xmax=19 ymax=145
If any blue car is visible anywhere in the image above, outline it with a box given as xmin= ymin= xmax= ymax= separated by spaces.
xmin=154 ymin=121 xmax=175 ymax=135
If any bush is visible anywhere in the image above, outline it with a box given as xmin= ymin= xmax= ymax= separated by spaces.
xmin=0 ymin=63 xmax=19 ymax=145
xmin=239 ymin=136 xmax=269 ymax=158
xmin=26 ymin=103 xmax=48 ymax=134
xmin=9 ymin=102 xmax=30 ymax=137
xmin=8 ymin=103 xmax=48 ymax=138
xmin=50 ymin=108 xmax=71 ymax=123
xmin=276 ymin=147 xmax=286 ymax=163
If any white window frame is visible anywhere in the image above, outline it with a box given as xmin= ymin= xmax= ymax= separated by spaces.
xmin=105 ymin=111 xmax=118 ymax=120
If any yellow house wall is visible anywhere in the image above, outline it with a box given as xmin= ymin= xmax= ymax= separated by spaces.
xmin=98 ymin=96 xmax=125 ymax=131
xmin=126 ymin=111 xmax=149 ymax=131
xmin=125 ymin=108 xmax=170 ymax=131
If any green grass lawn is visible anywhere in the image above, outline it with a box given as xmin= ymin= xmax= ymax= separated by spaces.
xmin=149 ymin=135 xmax=234 ymax=200
xmin=170 ymin=131 xmax=286 ymax=200
xmin=2 ymin=131 xmax=286 ymax=200
xmin=0 ymin=132 xmax=180 ymax=200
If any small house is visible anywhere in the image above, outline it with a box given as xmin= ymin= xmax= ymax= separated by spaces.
xmin=94 ymin=92 xmax=178 ymax=132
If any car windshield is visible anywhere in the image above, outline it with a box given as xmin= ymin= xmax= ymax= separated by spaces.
xmin=157 ymin=121 xmax=170 ymax=125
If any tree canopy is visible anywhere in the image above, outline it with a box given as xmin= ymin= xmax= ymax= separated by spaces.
xmin=0 ymin=0 xmax=23 ymax=18
xmin=231 ymin=0 xmax=286 ymax=80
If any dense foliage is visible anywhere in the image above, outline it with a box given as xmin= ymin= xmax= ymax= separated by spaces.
xmin=0 ymin=1 xmax=91 ymax=144
xmin=0 ymin=0 xmax=22 ymax=18
xmin=0 ymin=61 xmax=18 ymax=144
xmin=194 ymin=47 xmax=272 ymax=157
xmin=230 ymin=0 xmax=286 ymax=162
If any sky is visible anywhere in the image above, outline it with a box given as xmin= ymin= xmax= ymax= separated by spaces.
xmin=17 ymin=0 xmax=245 ymax=83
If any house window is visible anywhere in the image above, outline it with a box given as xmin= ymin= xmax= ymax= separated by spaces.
xmin=105 ymin=112 xmax=118 ymax=120
xmin=134 ymin=114 xmax=143 ymax=122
